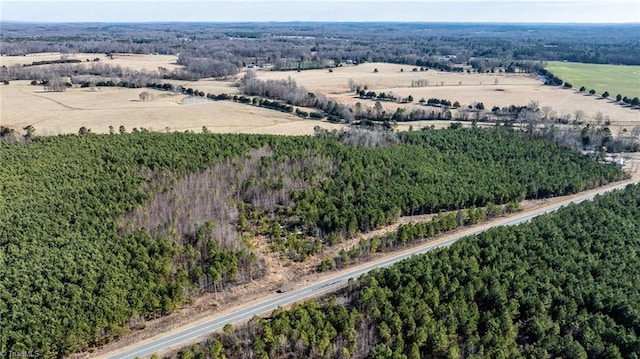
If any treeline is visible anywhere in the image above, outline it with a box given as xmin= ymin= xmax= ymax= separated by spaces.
xmin=23 ymin=58 xmax=85 ymax=66
xmin=146 ymin=82 xmax=321 ymax=119
xmin=239 ymin=73 xmax=450 ymax=124
xmin=8 ymin=67 xmax=640 ymax=155
xmin=171 ymin=78 xmax=639 ymax=150
xmin=172 ymin=183 xmax=640 ymax=359
xmin=0 ymin=56 xmax=237 ymax=85
xmin=1 ymin=61 xmax=161 ymax=87
xmin=317 ymin=202 xmax=520 ymax=272
xmin=468 ymin=58 xmax=542 ymax=74
xmin=237 ymin=71 xmax=639 ymax=147
xmin=175 ymin=55 xmax=243 ymax=80
xmin=240 ymin=71 xmax=354 ymax=122
xmin=0 ymin=128 xmax=625 ymax=356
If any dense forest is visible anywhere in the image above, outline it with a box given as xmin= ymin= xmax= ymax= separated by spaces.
xmin=0 ymin=127 xmax=625 ymax=356
xmin=174 ymin=183 xmax=640 ymax=359
xmin=2 ymin=22 xmax=639 ymax=83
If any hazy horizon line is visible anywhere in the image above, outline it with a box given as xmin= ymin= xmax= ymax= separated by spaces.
xmin=2 ymin=20 xmax=639 ymax=25
xmin=2 ymin=1 xmax=638 ymax=24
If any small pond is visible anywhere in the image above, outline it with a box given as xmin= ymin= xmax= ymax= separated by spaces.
xmin=182 ymin=97 xmax=213 ymax=105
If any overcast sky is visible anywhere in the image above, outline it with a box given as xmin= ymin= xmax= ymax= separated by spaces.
xmin=1 ymin=0 xmax=639 ymax=23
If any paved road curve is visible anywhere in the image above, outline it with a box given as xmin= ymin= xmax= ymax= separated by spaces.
xmin=106 ymin=179 xmax=638 ymax=359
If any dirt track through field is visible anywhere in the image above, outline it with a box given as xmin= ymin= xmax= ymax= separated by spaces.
xmin=20 ymin=89 xmax=87 ymax=110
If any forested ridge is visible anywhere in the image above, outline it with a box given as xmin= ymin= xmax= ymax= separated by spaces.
xmin=0 ymin=127 xmax=624 ymax=356
xmin=177 ymin=184 xmax=640 ymax=359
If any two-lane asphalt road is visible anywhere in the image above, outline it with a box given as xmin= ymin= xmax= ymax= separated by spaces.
xmin=105 ymin=179 xmax=638 ymax=359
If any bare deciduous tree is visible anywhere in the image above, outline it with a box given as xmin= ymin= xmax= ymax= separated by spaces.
xmin=411 ymin=79 xmax=429 ymax=87
xmin=540 ymin=106 xmax=553 ymax=120
xmin=43 ymin=76 xmax=66 ymax=92
xmin=574 ymin=110 xmax=586 ymax=123
xmin=23 ymin=125 xmax=35 ymax=140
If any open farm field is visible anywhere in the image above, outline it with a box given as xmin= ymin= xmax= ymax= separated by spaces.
xmin=162 ymin=78 xmax=241 ymax=96
xmin=2 ymin=58 xmax=638 ymax=136
xmin=546 ymin=61 xmax=640 ymax=99
xmin=0 ymin=52 xmax=182 ymax=72
xmin=0 ymin=80 xmax=345 ymax=135
xmin=255 ymin=62 xmax=542 ymax=94
xmin=256 ymin=62 xmax=640 ymax=131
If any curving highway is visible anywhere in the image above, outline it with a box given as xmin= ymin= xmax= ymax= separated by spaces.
xmin=104 ymin=179 xmax=638 ymax=359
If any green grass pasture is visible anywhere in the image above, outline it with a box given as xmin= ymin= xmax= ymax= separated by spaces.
xmin=546 ymin=61 xmax=640 ymax=99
